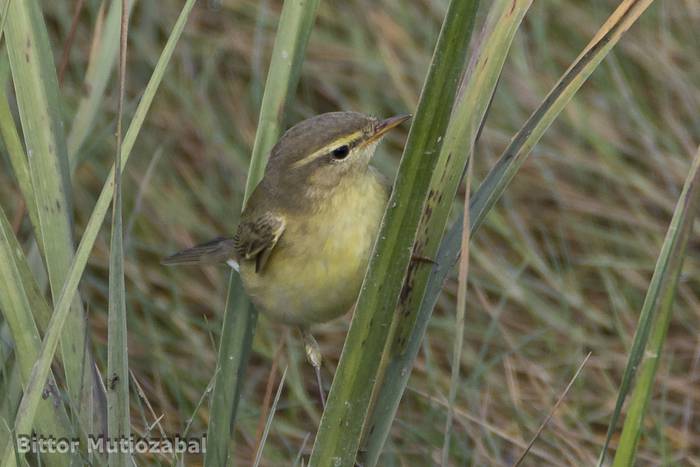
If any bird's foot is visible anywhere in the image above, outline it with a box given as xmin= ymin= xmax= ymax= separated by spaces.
xmin=300 ymin=327 xmax=326 ymax=409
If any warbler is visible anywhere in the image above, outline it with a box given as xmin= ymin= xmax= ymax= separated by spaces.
xmin=163 ymin=111 xmax=409 ymax=402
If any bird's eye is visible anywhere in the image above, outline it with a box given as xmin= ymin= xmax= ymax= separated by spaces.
xmin=331 ymin=145 xmax=350 ymax=160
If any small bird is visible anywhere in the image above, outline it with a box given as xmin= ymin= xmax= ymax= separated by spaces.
xmin=163 ymin=111 xmax=410 ymax=403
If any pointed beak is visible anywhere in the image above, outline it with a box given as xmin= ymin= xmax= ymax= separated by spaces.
xmin=365 ymin=114 xmax=412 ymax=145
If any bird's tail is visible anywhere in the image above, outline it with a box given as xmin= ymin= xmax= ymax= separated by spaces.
xmin=161 ymin=236 xmax=237 ymax=266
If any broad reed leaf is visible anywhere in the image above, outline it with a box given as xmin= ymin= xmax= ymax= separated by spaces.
xmin=358 ymin=1 xmax=530 ymax=464
xmin=309 ymin=1 xmax=480 ymax=465
xmin=205 ymin=1 xmax=319 ymax=465
xmin=0 ymin=1 xmax=196 ymax=464
xmin=361 ymin=0 xmax=654 ymax=463
xmin=610 ymin=146 xmax=700 ymax=466
xmin=4 ymin=0 xmax=102 ymax=431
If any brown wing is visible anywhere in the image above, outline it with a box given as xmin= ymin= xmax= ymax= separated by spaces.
xmin=233 ymin=212 xmax=286 ymax=273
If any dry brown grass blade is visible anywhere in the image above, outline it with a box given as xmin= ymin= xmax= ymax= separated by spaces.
xmin=514 ymin=352 xmax=592 ymax=466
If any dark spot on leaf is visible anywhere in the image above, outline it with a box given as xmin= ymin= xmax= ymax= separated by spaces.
xmin=108 ymin=373 xmax=119 ymax=390
xmin=398 ymin=266 xmax=415 ymax=306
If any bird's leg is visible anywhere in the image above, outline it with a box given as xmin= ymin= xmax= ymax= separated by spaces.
xmin=299 ymin=327 xmax=326 ymax=409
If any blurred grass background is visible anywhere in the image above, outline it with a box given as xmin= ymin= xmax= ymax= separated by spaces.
xmin=1 ymin=0 xmax=699 ymax=465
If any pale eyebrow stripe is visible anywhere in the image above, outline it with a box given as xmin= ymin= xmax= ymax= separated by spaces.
xmin=290 ymin=130 xmax=364 ymax=169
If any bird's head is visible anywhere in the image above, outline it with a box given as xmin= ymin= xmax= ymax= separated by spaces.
xmin=267 ymin=111 xmax=410 ymax=195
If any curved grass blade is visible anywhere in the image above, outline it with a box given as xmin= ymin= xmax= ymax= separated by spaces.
xmin=610 ymin=146 xmax=700 ymax=466
xmin=4 ymin=0 xmax=104 ymax=432
xmin=106 ymin=2 xmax=130 ymax=466
xmin=360 ymin=1 xmax=530 ymax=463
xmin=470 ymin=0 xmax=655 ymax=234
xmin=205 ymin=1 xmax=319 ymax=465
xmin=0 ymin=1 xmax=197 ymax=465
xmin=361 ymin=0 xmax=655 ymax=463
xmin=309 ymin=1 xmax=480 ymax=465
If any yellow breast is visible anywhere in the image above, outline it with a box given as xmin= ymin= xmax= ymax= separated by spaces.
xmin=239 ymin=170 xmax=388 ymax=326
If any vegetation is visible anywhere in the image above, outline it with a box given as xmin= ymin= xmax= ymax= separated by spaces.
xmin=0 ymin=0 xmax=698 ymax=465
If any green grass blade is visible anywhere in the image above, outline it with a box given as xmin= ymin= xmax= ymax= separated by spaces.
xmin=0 ymin=363 xmax=22 ymax=457
xmin=4 ymin=0 xmax=103 ymax=429
xmin=610 ymin=146 xmax=700 ymax=466
xmin=203 ymin=277 xmax=255 ymax=467
xmin=309 ymin=1 xmax=480 ymax=465
xmin=361 ymin=0 xmax=654 ymax=463
xmin=0 ymin=54 xmax=52 ymax=332
xmin=0 ymin=1 xmax=196 ymax=464
xmin=205 ymin=1 xmax=319 ymax=465
xmin=392 ymin=0 xmax=532 ymax=366
xmin=0 ymin=206 xmax=53 ymax=341
xmin=243 ymin=0 xmax=320 ymax=203
xmin=358 ymin=1 xmax=529 ymax=463
xmin=106 ymin=2 xmax=130 ymax=466
xmin=0 ymin=56 xmax=41 ymax=257
xmin=66 ymin=0 xmax=136 ymax=167
xmin=0 ymin=0 xmax=10 ymax=46
xmin=0 ymin=208 xmax=72 ymax=467
xmin=5 ymin=0 xmax=73 ymax=314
